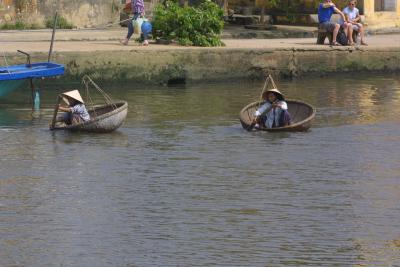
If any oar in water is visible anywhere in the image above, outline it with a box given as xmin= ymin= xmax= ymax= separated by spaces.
xmin=49 ymin=96 xmax=61 ymax=130
xmin=245 ymin=109 xmax=258 ymax=131
xmin=246 ymin=122 xmax=256 ymax=131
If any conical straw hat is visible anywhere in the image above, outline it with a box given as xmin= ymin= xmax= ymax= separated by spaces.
xmin=61 ymin=90 xmax=84 ymax=104
xmin=262 ymin=88 xmax=285 ymax=100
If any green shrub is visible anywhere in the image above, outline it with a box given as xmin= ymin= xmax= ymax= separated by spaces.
xmin=14 ymin=21 xmax=25 ymax=29
xmin=0 ymin=21 xmax=41 ymax=30
xmin=45 ymin=15 xmax=74 ymax=29
xmin=0 ymin=23 xmax=13 ymax=30
xmin=152 ymin=0 xmax=224 ymax=47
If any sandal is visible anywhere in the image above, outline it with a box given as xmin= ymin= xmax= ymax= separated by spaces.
xmin=330 ymin=41 xmax=341 ymax=46
xmin=361 ymin=42 xmax=368 ymax=46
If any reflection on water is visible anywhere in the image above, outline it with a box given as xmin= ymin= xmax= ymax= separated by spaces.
xmin=1 ymin=74 xmax=400 ymax=266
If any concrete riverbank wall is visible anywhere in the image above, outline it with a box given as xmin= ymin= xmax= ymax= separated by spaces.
xmin=4 ymin=43 xmax=400 ymax=85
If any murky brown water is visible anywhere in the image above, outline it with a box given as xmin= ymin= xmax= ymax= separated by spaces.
xmin=1 ymin=73 xmax=400 ymax=266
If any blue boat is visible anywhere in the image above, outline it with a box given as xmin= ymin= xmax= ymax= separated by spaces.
xmin=0 ymin=61 xmax=64 ymax=97
xmin=0 ymin=62 xmax=64 ymax=81
xmin=0 ymin=12 xmax=65 ymax=110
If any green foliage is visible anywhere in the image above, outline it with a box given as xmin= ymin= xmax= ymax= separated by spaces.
xmin=152 ymin=0 xmax=225 ymax=47
xmin=45 ymin=15 xmax=74 ymax=29
xmin=0 ymin=23 xmax=15 ymax=30
xmin=0 ymin=21 xmax=41 ymax=30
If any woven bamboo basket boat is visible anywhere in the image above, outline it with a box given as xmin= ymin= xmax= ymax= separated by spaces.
xmin=51 ymin=101 xmax=128 ymax=132
xmin=239 ymin=99 xmax=316 ymax=132
xmin=239 ymin=74 xmax=316 ymax=132
xmin=49 ymin=75 xmax=127 ymax=133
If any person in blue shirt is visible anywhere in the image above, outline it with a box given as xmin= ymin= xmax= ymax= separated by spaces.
xmin=318 ymin=0 xmax=348 ymax=46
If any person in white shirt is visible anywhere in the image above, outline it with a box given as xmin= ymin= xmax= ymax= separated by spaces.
xmin=339 ymin=0 xmax=368 ymax=45
xmin=254 ymin=88 xmax=291 ymax=129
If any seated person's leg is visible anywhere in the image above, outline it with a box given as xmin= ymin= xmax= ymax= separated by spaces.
xmin=342 ymin=22 xmax=349 ymax=37
xmin=357 ymin=24 xmax=367 ymax=45
xmin=347 ymin=23 xmax=354 ymax=45
xmin=279 ymin=110 xmax=292 ymax=127
xmin=332 ymin=23 xmax=341 ymax=45
xmin=351 ymin=25 xmax=359 ymax=43
xmin=320 ymin=21 xmax=336 ymax=44
xmin=63 ymin=112 xmax=73 ymax=125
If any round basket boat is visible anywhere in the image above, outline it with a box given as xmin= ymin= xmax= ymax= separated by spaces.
xmin=239 ymin=100 xmax=316 ymax=132
xmin=52 ymin=101 xmax=128 ymax=133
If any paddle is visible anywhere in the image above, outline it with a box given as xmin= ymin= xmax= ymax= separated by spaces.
xmin=246 ymin=122 xmax=256 ymax=131
xmin=245 ymin=113 xmax=257 ymax=131
xmin=50 ymin=96 xmax=61 ymax=130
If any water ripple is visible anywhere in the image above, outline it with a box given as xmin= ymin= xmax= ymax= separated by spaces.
xmin=1 ymin=74 xmax=400 ymax=266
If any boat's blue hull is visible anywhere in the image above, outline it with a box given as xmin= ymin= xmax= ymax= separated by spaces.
xmin=0 ymin=62 xmax=64 ymax=97
xmin=0 ymin=62 xmax=64 ymax=81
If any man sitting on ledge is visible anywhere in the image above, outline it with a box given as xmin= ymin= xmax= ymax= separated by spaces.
xmin=318 ymin=0 xmax=347 ymax=46
xmin=340 ymin=0 xmax=368 ymax=45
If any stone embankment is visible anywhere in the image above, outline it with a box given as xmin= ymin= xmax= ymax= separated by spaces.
xmin=1 ymin=28 xmax=399 ymax=84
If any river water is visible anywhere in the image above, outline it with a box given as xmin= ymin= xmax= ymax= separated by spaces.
xmin=1 ymin=73 xmax=399 ymax=267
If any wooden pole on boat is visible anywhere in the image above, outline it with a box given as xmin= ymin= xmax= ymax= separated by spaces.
xmin=50 ymin=95 xmax=61 ymax=130
xmin=246 ymin=74 xmax=276 ymax=131
xmin=48 ymin=12 xmax=58 ymax=62
xmin=30 ymin=78 xmax=35 ymax=110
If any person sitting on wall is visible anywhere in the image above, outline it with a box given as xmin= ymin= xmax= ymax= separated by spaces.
xmin=339 ymin=0 xmax=368 ymax=45
xmin=318 ymin=0 xmax=348 ymax=46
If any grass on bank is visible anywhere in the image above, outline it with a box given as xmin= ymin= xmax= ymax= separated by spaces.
xmin=44 ymin=15 xmax=74 ymax=29
xmin=0 ymin=15 xmax=74 ymax=30
xmin=0 ymin=21 xmax=41 ymax=30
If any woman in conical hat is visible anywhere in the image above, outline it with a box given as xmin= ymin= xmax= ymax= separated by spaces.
xmin=254 ymin=87 xmax=291 ymax=129
xmin=61 ymin=90 xmax=85 ymax=104
xmin=261 ymin=88 xmax=285 ymax=101
xmin=58 ymin=90 xmax=90 ymax=125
